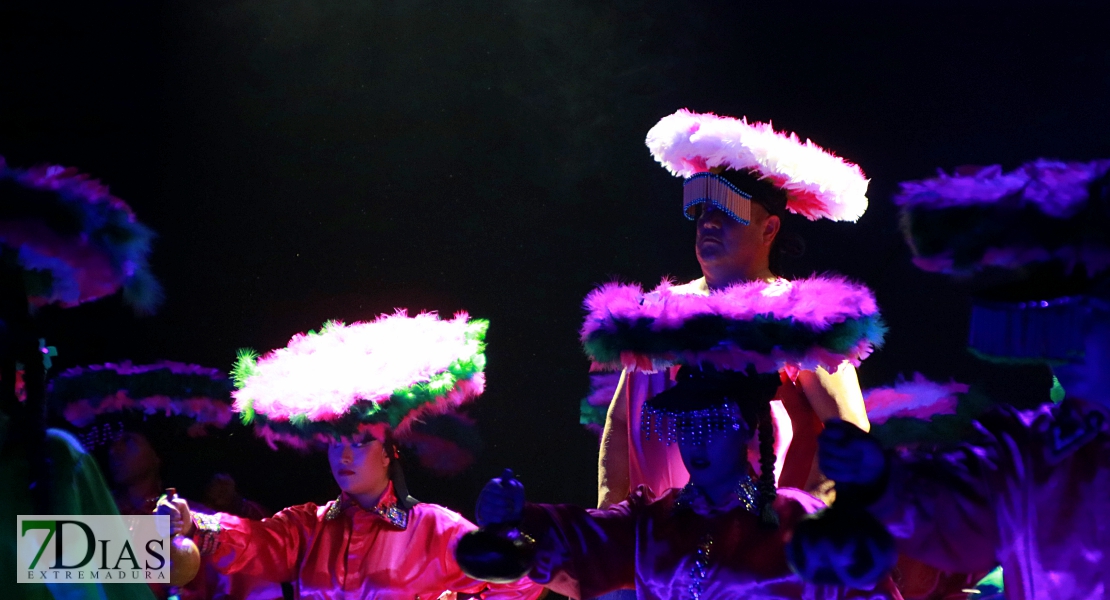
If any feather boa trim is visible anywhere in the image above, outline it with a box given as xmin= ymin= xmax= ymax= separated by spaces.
xmin=233 ymin=311 xmax=487 ymax=447
xmin=864 ymin=373 xmax=966 ymax=425
xmin=581 ymin=276 xmax=886 ymax=374
xmin=49 ymin=361 xmax=233 ymax=431
xmin=865 ymin=376 xmax=998 ymax=449
xmin=646 ymin=109 xmax=869 ymax=222
xmin=897 ymin=159 xmax=1110 ymax=276
xmin=0 ymin=158 xmax=162 ymax=312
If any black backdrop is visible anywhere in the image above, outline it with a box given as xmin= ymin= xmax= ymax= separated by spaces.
xmin=3 ymin=0 xmax=1108 ymax=518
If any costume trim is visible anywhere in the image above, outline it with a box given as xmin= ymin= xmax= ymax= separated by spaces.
xmin=863 ymin=373 xmax=966 ymax=425
xmin=324 ymin=495 xmax=410 ymax=529
xmin=50 ymin=361 xmax=234 ymax=431
xmin=682 ymin=173 xmax=753 ymax=224
xmin=642 ymin=401 xmax=743 ymax=446
xmin=968 ymin=295 xmax=1091 ymax=364
xmin=0 ymin=158 xmax=161 ymax=311
xmin=673 ymin=477 xmax=762 ymax=517
xmin=646 ymin=109 xmax=869 ymax=222
xmin=581 ymin=276 xmax=885 ymax=373
xmin=233 ymin=311 xmax=487 ymax=450
xmin=193 ymin=513 xmax=222 ymax=556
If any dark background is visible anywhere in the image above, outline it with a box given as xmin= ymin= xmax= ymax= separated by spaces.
xmin=3 ymin=0 xmax=1108 ymax=516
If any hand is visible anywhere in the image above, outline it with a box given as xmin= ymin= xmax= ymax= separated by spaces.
xmin=476 ymin=469 xmax=525 ymax=528
xmin=156 ymin=488 xmax=194 ymax=538
xmin=818 ymin=419 xmax=886 ymax=487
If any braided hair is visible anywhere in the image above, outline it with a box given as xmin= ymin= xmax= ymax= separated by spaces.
xmin=756 ymin=398 xmax=779 ymax=528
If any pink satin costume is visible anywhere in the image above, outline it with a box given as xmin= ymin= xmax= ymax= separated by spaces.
xmin=522 ymin=485 xmax=903 ymax=600
xmin=873 ymin=398 xmax=1110 ymax=600
xmin=193 ymin=482 xmax=544 ymax=600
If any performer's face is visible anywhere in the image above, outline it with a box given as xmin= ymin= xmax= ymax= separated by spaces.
xmin=678 ymin=422 xmax=752 ymax=490
xmin=328 ymin=433 xmax=391 ymax=497
xmin=108 ymin=431 xmax=160 ymax=485
xmin=695 ymin=203 xmax=779 ymax=283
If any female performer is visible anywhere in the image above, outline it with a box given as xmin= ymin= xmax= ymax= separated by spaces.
xmin=160 ymin=312 xmax=543 ymax=600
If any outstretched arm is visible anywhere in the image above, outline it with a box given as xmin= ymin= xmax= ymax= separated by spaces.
xmin=472 ymin=472 xmax=637 ymax=599
xmin=159 ymin=495 xmax=304 ymax=583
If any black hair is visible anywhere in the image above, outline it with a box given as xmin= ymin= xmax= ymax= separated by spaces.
xmin=756 ymin=399 xmax=779 ymax=528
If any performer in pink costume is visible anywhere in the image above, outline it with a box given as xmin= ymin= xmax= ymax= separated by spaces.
xmin=160 ymin=312 xmax=543 ymax=600
xmin=593 ymin=109 xmax=876 ymax=509
xmin=468 ymin=366 xmax=902 ymax=600
xmin=806 ymin=159 xmax=1110 ymax=600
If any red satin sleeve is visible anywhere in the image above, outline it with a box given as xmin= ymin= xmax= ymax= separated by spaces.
xmin=416 ymin=504 xmax=544 ymax=599
xmin=194 ymin=505 xmax=312 ymax=582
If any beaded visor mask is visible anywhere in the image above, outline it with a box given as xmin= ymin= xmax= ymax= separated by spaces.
xmin=642 ymin=401 xmax=745 ymax=446
xmin=683 ymin=173 xmax=753 ymax=225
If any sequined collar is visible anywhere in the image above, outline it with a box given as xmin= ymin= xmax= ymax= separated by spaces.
xmin=324 ymin=483 xmax=409 ymax=529
xmin=673 ymin=476 xmax=761 ymax=517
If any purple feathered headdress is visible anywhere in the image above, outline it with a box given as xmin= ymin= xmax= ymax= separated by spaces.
xmin=581 ymin=276 xmax=885 ymax=374
xmin=0 ymin=158 xmax=161 ymax=312
xmin=48 ymin=361 xmax=234 ymax=448
xmin=896 ymin=159 xmax=1110 ymax=276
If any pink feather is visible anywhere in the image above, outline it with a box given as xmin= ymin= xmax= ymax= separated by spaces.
xmin=234 ymin=311 xmax=484 ymax=425
xmin=864 ymin=373 xmax=967 ymax=424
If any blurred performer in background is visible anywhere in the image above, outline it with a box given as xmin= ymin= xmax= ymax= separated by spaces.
xmin=467 ymin=366 xmax=901 ymax=599
xmin=49 ymin=361 xmax=282 ymax=600
xmin=589 ymin=109 xmax=877 ymax=527
xmin=1 ymin=158 xmax=160 ymax=600
xmin=160 ymin=312 xmax=543 ymax=600
xmin=803 ymin=159 xmax=1110 ymax=600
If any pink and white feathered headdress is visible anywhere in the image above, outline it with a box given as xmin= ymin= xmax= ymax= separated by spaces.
xmin=646 ymin=109 xmax=869 ymax=222
xmin=232 ymin=311 xmax=488 ymax=454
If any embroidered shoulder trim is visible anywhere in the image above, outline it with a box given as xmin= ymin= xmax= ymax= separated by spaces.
xmin=673 ymin=476 xmax=761 ymax=516
xmin=324 ymin=498 xmax=343 ymax=522
xmin=323 ymin=496 xmax=409 ymax=530
xmin=371 ymin=504 xmax=409 ymax=530
xmin=193 ymin=512 xmax=222 ymax=556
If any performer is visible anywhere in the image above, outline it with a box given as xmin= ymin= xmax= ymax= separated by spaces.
xmin=0 ymin=157 xmax=160 ymax=600
xmin=803 ymin=159 xmax=1110 ymax=600
xmin=49 ymin=360 xmax=282 ymax=600
xmin=593 ymin=109 xmax=875 ymax=510
xmin=159 ymin=312 xmax=543 ymax=600
xmin=469 ymin=366 xmax=901 ymax=600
